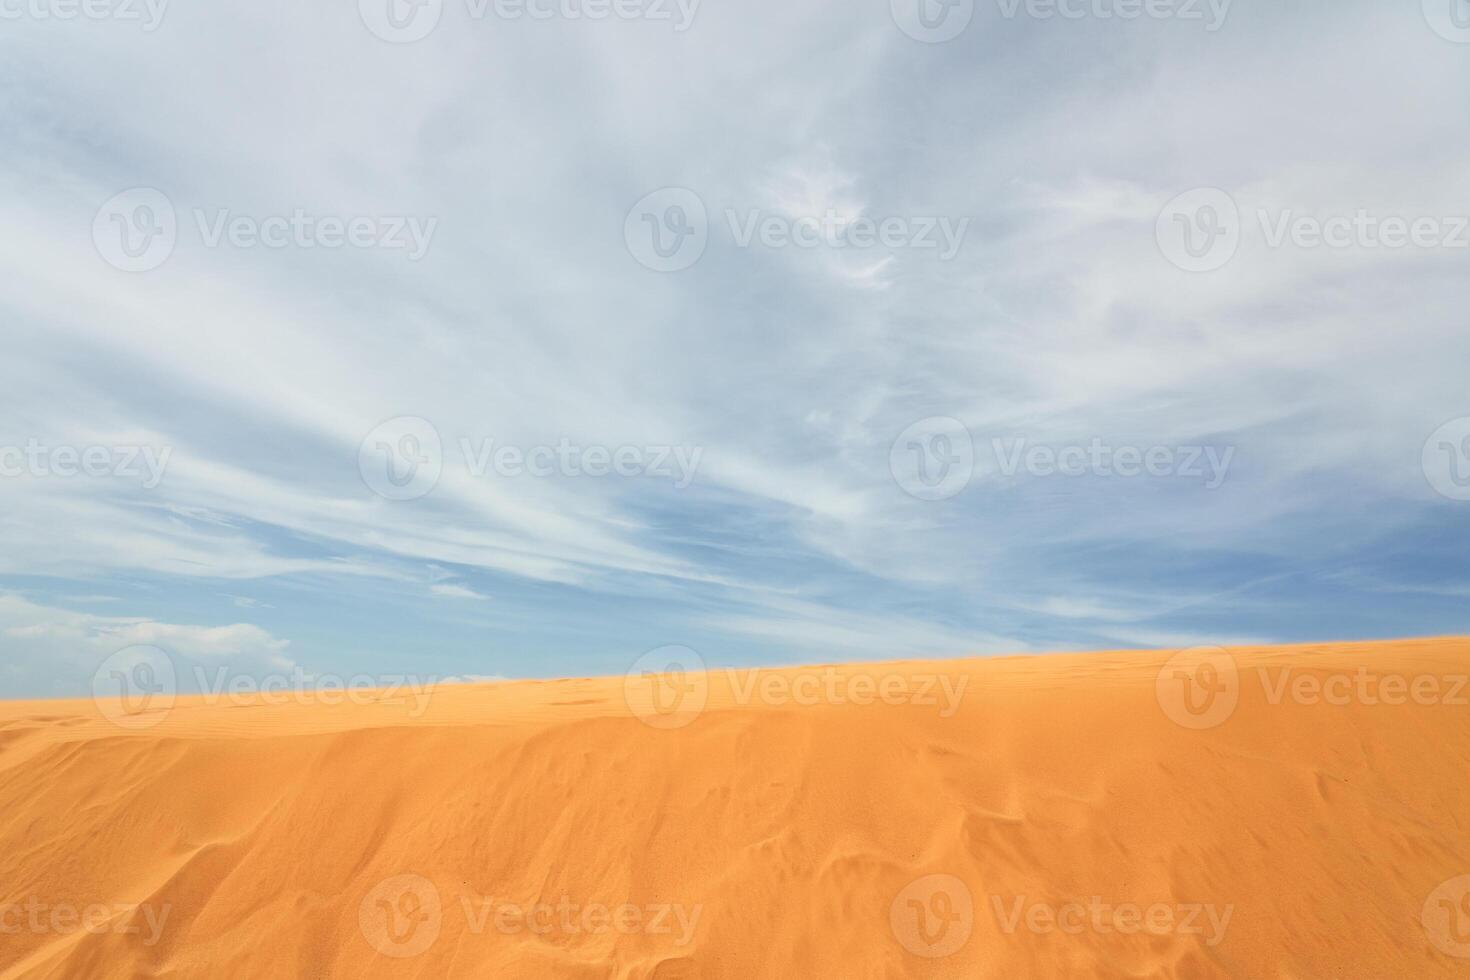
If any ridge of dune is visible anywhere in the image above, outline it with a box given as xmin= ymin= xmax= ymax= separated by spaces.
xmin=2 ymin=637 xmax=1470 ymax=978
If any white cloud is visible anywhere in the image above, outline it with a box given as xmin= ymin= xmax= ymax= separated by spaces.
xmin=0 ymin=594 xmax=294 ymax=695
xmin=430 ymin=583 xmax=492 ymax=601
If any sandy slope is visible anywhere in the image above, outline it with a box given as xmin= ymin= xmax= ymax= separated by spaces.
xmin=2 ymin=638 xmax=1469 ymax=978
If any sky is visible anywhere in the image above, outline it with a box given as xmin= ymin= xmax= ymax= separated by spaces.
xmin=1 ymin=0 xmax=1468 ymax=698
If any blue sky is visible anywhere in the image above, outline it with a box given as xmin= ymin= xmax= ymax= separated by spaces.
xmin=2 ymin=0 xmax=1469 ymax=698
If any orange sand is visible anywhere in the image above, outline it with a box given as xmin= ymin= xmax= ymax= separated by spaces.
xmin=2 ymin=638 xmax=1470 ymax=978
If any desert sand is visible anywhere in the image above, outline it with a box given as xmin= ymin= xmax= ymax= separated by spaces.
xmin=2 ymin=638 xmax=1469 ymax=978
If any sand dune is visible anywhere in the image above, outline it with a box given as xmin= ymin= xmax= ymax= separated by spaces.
xmin=2 ymin=638 xmax=1469 ymax=978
